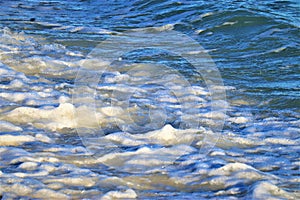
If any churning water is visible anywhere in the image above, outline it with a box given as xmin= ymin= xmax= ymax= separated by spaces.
xmin=0 ymin=0 xmax=299 ymax=199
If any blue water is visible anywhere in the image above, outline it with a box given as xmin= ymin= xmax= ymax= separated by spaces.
xmin=0 ymin=0 xmax=299 ymax=199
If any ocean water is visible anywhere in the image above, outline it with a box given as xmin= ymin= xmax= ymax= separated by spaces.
xmin=0 ymin=0 xmax=299 ymax=199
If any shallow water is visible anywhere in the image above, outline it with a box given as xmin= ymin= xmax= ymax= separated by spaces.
xmin=0 ymin=0 xmax=299 ymax=199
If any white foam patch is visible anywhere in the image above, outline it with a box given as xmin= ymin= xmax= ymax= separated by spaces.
xmin=252 ymin=181 xmax=297 ymax=200
xmin=200 ymin=12 xmax=214 ymax=19
xmin=101 ymin=189 xmax=137 ymax=200
xmin=199 ymin=111 xmax=227 ymax=119
xmin=208 ymin=163 xmax=260 ymax=176
xmin=11 ymin=183 xmax=33 ymax=196
xmin=46 ymin=183 xmax=64 ymax=190
xmin=35 ymin=22 xmax=62 ymax=28
xmin=55 ymin=25 xmax=115 ymax=35
xmin=2 ymin=103 xmax=76 ymax=131
xmin=215 ymin=133 xmax=264 ymax=148
xmin=44 ymin=177 xmax=97 ymax=187
xmin=2 ymin=100 xmax=211 ymax=134
xmin=228 ymin=116 xmax=249 ymax=124
xmin=35 ymin=133 xmax=53 ymax=143
xmin=0 ymin=62 xmax=17 ymax=76
xmin=13 ymin=170 xmax=49 ymax=178
xmin=0 ymin=134 xmax=35 ymax=146
xmin=0 ymin=92 xmax=41 ymax=102
xmin=131 ymin=24 xmax=174 ymax=32
xmin=97 ymin=145 xmax=195 ymax=172
xmin=220 ymin=21 xmax=238 ymax=26
xmin=105 ymin=124 xmax=203 ymax=146
xmin=265 ymin=137 xmax=297 ymax=145
xmin=10 ymin=155 xmax=59 ymax=165
xmin=100 ymin=106 xmax=124 ymax=117
xmin=0 ymin=28 xmax=82 ymax=78
xmin=0 ymin=62 xmax=29 ymax=82
xmin=18 ymin=162 xmax=38 ymax=170
xmin=33 ymin=189 xmax=69 ymax=200
xmin=0 ymin=121 xmax=23 ymax=132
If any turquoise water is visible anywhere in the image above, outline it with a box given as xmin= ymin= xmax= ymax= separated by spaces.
xmin=0 ymin=0 xmax=299 ymax=199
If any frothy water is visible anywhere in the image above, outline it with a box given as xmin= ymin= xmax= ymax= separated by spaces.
xmin=0 ymin=1 xmax=299 ymax=199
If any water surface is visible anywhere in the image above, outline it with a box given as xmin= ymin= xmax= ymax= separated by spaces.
xmin=0 ymin=0 xmax=299 ymax=199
